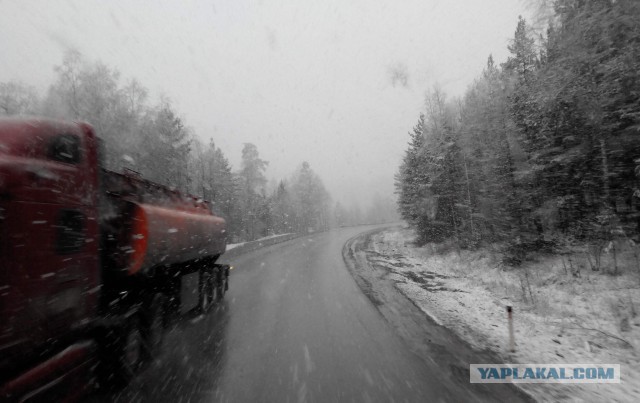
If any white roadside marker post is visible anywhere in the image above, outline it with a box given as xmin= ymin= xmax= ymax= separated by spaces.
xmin=507 ymin=306 xmax=515 ymax=353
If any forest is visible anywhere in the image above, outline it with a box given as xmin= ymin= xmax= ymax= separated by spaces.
xmin=396 ymin=0 xmax=640 ymax=268
xmin=0 ymin=51 xmax=397 ymax=242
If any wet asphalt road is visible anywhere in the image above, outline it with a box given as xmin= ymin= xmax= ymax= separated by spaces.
xmin=106 ymin=226 xmax=525 ymax=402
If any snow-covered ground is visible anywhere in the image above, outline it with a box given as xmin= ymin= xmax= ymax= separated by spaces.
xmin=226 ymin=233 xmax=294 ymax=250
xmin=226 ymin=232 xmax=293 ymax=252
xmin=226 ymin=242 xmax=246 ymax=251
xmin=369 ymin=228 xmax=640 ymax=402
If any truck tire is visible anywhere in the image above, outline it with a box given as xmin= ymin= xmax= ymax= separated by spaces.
xmin=198 ymin=269 xmax=214 ymax=313
xmin=215 ymin=267 xmax=226 ymax=301
xmin=99 ymin=314 xmax=145 ymax=388
xmin=165 ymin=276 xmax=182 ymax=326
xmin=121 ymin=315 xmax=145 ymax=380
xmin=142 ymin=293 xmax=167 ymax=362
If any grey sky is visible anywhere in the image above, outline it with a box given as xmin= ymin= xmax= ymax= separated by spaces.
xmin=0 ymin=0 xmax=530 ymax=207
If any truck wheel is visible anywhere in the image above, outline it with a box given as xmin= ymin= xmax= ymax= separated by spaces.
xmin=215 ymin=268 xmax=226 ymax=301
xmin=99 ymin=315 xmax=144 ymax=387
xmin=198 ymin=270 xmax=214 ymax=313
xmin=165 ymin=276 xmax=182 ymax=326
xmin=143 ymin=293 xmax=167 ymax=362
xmin=121 ymin=315 xmax=144 ymax=378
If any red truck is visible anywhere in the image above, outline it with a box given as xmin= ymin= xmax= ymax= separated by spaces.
xmin=0 ymin=118 xmax=229 ymax=401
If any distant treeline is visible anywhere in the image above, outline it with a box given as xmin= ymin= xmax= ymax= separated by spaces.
xmin=0 ymin=51 xmax=398 ymax=242
xmin=396 ymin=0 xmax=640 ymax=262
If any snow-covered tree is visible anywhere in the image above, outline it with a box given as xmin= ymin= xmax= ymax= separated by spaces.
xmin=238 ymin=143 xmax=269 ymax=240
xmin=291 ymin=162 xmax=331 ymax=233
xmin=0 ymin=80 xmax=39 ymax=115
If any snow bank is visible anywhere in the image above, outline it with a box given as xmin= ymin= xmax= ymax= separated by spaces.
xmin=370 ymin=228 xmax=640 ymax=402
xmin=226 ymin=242 xmax=246 ymax=251
xmin=222 ymin=233 xmax=297 ymax=259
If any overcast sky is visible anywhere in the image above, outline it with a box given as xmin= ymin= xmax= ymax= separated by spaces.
xmin=0 ymin=0 xmax=531 ymax=208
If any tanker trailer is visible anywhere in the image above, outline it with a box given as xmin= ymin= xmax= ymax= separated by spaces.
xmin=96 ymin=168 xmax=229 ymax=382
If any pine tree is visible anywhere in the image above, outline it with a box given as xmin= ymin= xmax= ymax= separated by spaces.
xmin=271 ymin=181 xmax=297 ymax=234
xmin=239 ymin=143 xmax=268 ymax=240
xmin=504 ymin=16 xmax=541 ymax=151
xmin=395 ymin=114 xmax=433 ymax=242
xmin=292 ymin=162 xmax=330 ymax=233
xmin=528 ymin=0 xmax=640 ymax=237
xmin=423 ymin=89 xmax=466 ymax=243
xmin=139 ymin=101 xmax=191 ymax=191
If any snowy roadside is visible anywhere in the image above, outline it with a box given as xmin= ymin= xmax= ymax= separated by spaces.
xmin=226 ymin=242 xmax=246 ymax=250
xmin=227 ymin=233 xmax=295 ymax=250
xmin=368 ymin=228 xmax=640 ymax=402
xmin=222 ymin=233 xmax=297 ymax=259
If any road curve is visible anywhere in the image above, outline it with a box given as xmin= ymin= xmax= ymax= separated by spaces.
xmin=105 ymin=226 xmax=521 ymax=402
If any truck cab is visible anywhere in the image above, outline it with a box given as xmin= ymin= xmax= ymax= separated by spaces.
xmin=0 ymin=118 xmax=102 ymax=381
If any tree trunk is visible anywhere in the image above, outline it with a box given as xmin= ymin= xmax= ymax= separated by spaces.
xmin=463 ymin=154 xmax=475 ymax=242
xmin=600 ymin=137 xmax=612 ymax=208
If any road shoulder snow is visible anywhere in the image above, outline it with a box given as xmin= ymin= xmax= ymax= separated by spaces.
xmin=364 ymin=227 xmax=640 ymax=402
xmin=342 ymin=227 xmax=534 ymax=402
xmin=222 ymin=233 xmax=297 ymax=259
